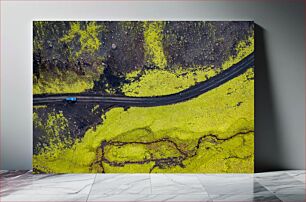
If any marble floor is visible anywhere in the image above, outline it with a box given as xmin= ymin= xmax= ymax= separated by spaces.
xmin=0 ymin=170 xmax=305 ymax=202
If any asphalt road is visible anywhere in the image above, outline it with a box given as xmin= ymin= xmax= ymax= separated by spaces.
xmin=33 ymin=52 xmax=254 ymax=107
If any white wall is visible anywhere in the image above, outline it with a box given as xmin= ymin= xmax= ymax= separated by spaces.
xmin=1 ymin=0 xmax=304 ymax=170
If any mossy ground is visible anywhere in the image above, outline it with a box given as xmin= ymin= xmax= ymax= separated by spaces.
xmin=33 ymin=21 xmax=254 ymax=173
xmin=33 ymin=66 xmax=103 ymax=94
xmin=59 ymin=22 xmax=106 ymax=58
xmin=33 ymin=21 xmax=105 ymax=95
xmin=33 ymin=67 xmax=254 ymax=173
xmin=122 ymin=35 xmax=253 ymax=97
xmin=143 ymin=21 xmax=167 ymax=69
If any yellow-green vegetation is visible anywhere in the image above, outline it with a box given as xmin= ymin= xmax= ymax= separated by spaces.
xmin=221 ymin=35 xmax=254 ymax=71
xmin=122 ymin=35 xmax=254 ymax=97
xmin=33 ymin=21 xmax=106 ymax=95
xmin=143 ymin=21 xmax=167 ymax=69
xmin=33 ymin=67 xmax=254 ymax=173
xmin=123 ymin=66 xmax=217 ymax=96
xmin=33 ymin=66 xmax=103 ymax=94
xmin=104 ymin=141 xmax=182 ymax=163
xmin=91 ymin=105 xmax=100 ymax=113
xmin=60 ymin=22 xmax=106 ymax=58
xmin=33 ymin=105 xmax=47 ymax=109
xmin=33 ymin=21 xmax=46 ymax=52
xmin=33 ymin=111 xmax=76 ymax=173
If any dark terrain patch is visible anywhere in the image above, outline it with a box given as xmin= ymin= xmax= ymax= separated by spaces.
xmin=34 ymin=21 xmax=253 ymax=94
xmin=33 ymin=103 xmax=113 ymax=155
xmin=163 ymin=21 xmax=254 ymax=69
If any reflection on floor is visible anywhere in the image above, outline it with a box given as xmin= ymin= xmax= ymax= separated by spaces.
xmin=0 ymin=170 xmax=305 ymax=201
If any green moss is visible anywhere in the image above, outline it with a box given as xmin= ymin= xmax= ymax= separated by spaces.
xmin=33 ymin=105 xmax=47 ymax=109
xmin=33 ymin=22 xmax=254 ymax=173
xmin=122 ymin=35 xmax=254 ymax=97
xmin=33 ymin=112 xmax=43 ymax=129
xmin=222 ymin=35 xmax=254 ymax=71
xmin=152 ymin=132 xmax=254 ymax=173
xmin=122 ymin=66 xmax=217 ymax=96
xmin=33 ymin=66 xmax=103 ymax=94
xmin=104 ymin=141 xmax=181 ymax=163
xmin=60 ymin=22 xmax=106 ymax=58
xmin=33 ymin=21 xmax=47 ymax=52
xmin=33 ymin=111 xmax=76 ymax=173
xmin=105 ymin=144 xmax=148 ymax=162
xmin=33 ymin=67 xmax=254 ymax=173
xmin=143 ymin=21 xmax=167 ymax=69
xmin=34 ymin=22 xmax=106 ymax=95
xmin=91 ymin=105 xmax=100 ymax=113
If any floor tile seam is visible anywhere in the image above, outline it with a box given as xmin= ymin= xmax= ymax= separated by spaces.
xmin=86 ymin=174 xmax=97 ymax=202
xmin=254 ymin=179 xmax=291 ymax=197
xmin=194 ymin=175 xmax=216 ymax=200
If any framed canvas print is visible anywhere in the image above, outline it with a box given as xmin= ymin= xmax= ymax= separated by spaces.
xmin=33 ymin=21 xmax=254 ymax=173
